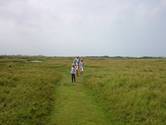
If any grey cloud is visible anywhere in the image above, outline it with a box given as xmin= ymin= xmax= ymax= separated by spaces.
xmin=0 ymin=0 xmax=165 ymax=56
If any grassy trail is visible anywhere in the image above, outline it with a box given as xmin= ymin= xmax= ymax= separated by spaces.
xmin=49 ymin=73 xmax=111 ymax=125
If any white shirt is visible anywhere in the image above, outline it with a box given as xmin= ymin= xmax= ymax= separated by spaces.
xmin=70 ymin=67 xmax=76 ymax=74
xmin=79 ymin=62 xmax=84 ymax=71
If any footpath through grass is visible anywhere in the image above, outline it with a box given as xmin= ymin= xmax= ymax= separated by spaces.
xmin=50 ymin=72 xmax=111 ymax=125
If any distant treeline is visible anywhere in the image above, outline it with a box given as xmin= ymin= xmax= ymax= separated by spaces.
xmin=0 ymin=55 xmax=165 ymax=59
xmin=84 ymin=56 xmax=166 ymax=59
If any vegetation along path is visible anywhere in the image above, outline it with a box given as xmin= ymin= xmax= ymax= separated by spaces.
xmin=49 ymin=73 xmax=111 ymax=125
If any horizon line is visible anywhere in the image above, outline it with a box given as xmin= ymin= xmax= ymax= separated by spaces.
xmin=0 ymin=54 xmax=165 ymax=58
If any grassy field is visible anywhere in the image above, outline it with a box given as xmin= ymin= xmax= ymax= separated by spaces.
xmin=0 ymin=56 xmax=166 ymax=125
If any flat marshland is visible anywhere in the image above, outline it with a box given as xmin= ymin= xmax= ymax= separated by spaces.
xmin=0 ymin=56 xmax=166 ymax=125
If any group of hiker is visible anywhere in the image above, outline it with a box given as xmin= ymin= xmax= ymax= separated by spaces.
xmin=70 ymin=57 xmax=84 ymax=83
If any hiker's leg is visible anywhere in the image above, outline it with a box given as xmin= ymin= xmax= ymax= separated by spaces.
xmin=72 ymin=74 xmax=74 ymax=82
xmin=74 ymin=74 xmax=76 ymax=82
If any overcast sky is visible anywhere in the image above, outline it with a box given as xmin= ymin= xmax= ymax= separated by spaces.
xmin=0 ymin=0 xmax=166 ymax=56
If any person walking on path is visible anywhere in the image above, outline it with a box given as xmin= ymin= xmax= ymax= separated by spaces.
xmin=73 ymin=57 xmax=80 ymax=77
xmin=75 ymin=62 xmax=79 ymax=77
xmin=73 ymin=57 xmax=79 ymax=65
xmin=79 ymin=59 xmax=84 ymax=75
xmin=70 ymin=64 xmax=76 ymax=83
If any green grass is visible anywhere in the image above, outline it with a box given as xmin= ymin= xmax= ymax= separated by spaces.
xmin=83 ymin=59 xmax=166 ymax=125
xmin=50 ymin=71 xmax=110 ymax=125
xmin=0 ymin=57 xmax=166 ymax=125
xmin=0 ymin=57 xmax=62 ymax=125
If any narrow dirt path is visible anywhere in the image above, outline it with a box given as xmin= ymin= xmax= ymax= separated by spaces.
xmin=49 ymin=74 xmax=111 ymax=125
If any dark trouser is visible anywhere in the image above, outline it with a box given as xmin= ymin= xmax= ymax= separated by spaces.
xmin=71 ymin=74 xmax=76 ymax=83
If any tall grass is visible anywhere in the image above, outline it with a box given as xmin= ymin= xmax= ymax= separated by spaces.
xmin=0 ymin=57 xmax=62 ymax=125
xmin=83 ymin=59 xmax=166 ymax=125
xmin=0 ymin=57 xmax=166 ymax=125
